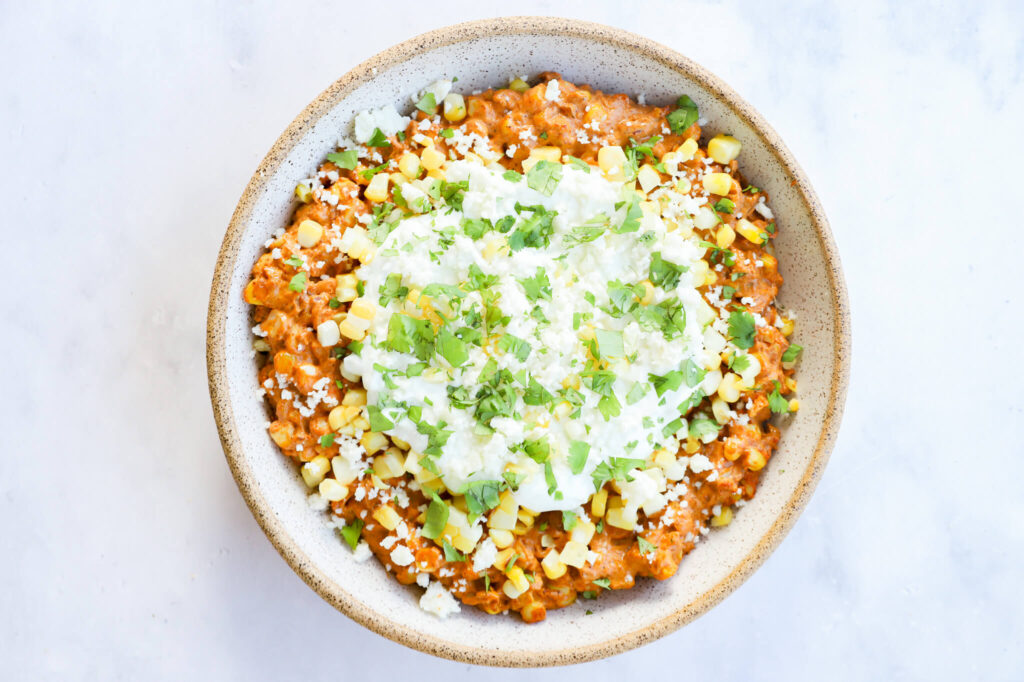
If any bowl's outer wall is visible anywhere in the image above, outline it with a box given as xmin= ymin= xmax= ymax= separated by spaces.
xmin=208 ymin=17 xmax=850 ymax=667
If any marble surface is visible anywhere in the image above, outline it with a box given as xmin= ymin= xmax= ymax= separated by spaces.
xmin=2 ymin=1 xmax=1021 ymax=679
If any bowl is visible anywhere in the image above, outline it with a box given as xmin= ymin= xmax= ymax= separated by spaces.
xmin=207 ymin=16 xmax=851 ymax=667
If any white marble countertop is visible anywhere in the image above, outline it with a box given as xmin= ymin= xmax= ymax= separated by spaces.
xmin=3 ymin=1 xmax=1021 ymax=679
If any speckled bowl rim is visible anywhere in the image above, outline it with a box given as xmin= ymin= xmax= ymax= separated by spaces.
xmin=207 ymin=16 xmax=851 ymax=667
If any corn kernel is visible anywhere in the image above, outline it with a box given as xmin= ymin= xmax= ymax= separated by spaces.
xmin=364 ymin=172 xmax=390 ymax=202
xmin=637 ymin=164 xmax=662 ymax=193
xmin=591 ymin=488 xmax=609 ymax=518
xmin=747 ymin=450 xmax=767 ymax=471
xmin=685 ymin=436 xmax=700 ymax=454
xmin=397 ymin=152 xmax=421 ymax=179
xmin=559 ymin=540 xmax=589 ymax=568
xmin=331 ymin=456 xmax=357 ymax=485
xmin=508 ymin=77 xmax=529 ymax=93
xmin=606 ymin=505 xmax=637 ymax=530
xmin=717 ymin=373 xmax=743 ymax=403
xmin=735 ymin=218 xmax=764 ymax=244
xmin=296 ymin=219 xmax=323 ymax=248
xmin=360 ymin=431 xmax=388 ymax=455
xmin=715 ymin=224 xmax=736 ymax=249
xmin=294 ymin=183 xmax=313 ymax=203
xmin=312 ymin=319 xmax=339 ymax=348
xmin=639 ymin=280 xmax=655 ymax=305
xmin=529 ymin=146 xmax=562 ymax=162
xmin=489 ymin=528 xmax=515 ymax=548
xmin=349 ymin=297 xmax=376 ymax=320
xmin=597 ymin=145 xmax=627 ymax=180
xmin=391 ymin=436 xmax=410 ymax=450
xmin=674 ymin=178 xmax=692 ymax=194
xmin=708 ymin=134 xmax=742 ymax=164
xmin=335 ymin=274 xmax=359 ymax=302
xmin=570 ymin=520 xmax=596 ymax=545
xmin=676 ymin=138 xmax=698 ymax=161
xmin=300 ymin=456 xmax=330 ymax=488
xmin=781 ymin=317 xmax=796 ymax=337
xmin=541 ymin=550 xmax=567 ymax=579
xmin=373 ymin=505 xmax=401 ymax=531
xmin=711 ymin=506 xmax=734 ymax=527
xmin=318 ymin=478 xmax=348 ymax=502
xmin=341 ymin=389 xmax=366 ymax=406
xmin=712 ymin=397 xmax=731 ymax=424
xmin=338 ymin=315 xmax=369 ymax=340
xmin=488 ymin=507 xmax=518 ymax=532
xmin=443 ymin=93 xmax=466 ymax=122
xmin=420 ymin=146 xmax=445 ymax=171
xmin=493 ymin=547 xmax=516 ymax=570
xmin=373 ymin=448 xmax=405 ymax=479
xmin=789 ymin=399 xmax=800 ymax=412
xmin=702 ymin=172 xmax=733 ymax=196
xmin=503 ymin=566 xmax=529 ymax=598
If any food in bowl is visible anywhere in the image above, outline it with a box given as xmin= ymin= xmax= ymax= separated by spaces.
xmin=244 ymin=73 xmax=802 ymax=622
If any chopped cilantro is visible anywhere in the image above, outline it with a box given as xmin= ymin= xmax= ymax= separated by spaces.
xmin=442 ymin=539 xmax=466 ymax=562
xmin=781 ymin=343 xmax=803 ymax=363
xmin=518 ymin=267 xmax=552 ymax=302
xmin=727 ymin=310 xmax=756 ymax=349
xmin=339 ymin=519 xmax=363 ymax=550
xmin=525 ymin=160 xmax=562 ymax=196
xmin=366 ymin=127 xmax=391 ymax=147
xmin=637 ymin=536 xmax=656 ymax=556
xmin=326 ymin=149 xmax=359 ymax=170
xmin=415 ymin=92 xmax=437 ymax=115
xmin=562 ymin=510 xmax=578 ymax=531
xmin=594 ymin=328 xmax=624 ymax=357
xmin=288 ymin=272 xmax=307 ymax=292
xmin=666 ymin=94 xmax=699 ymax=133
xmin=319 ymin=433 xmax=335 ymax=448
xmin=649 ymin=252 xmax=686 ymax=290
xmin=568 ymin=440 xmax=591 ymax=474
xmin=768 ymin=380 xmax=790 ymax=414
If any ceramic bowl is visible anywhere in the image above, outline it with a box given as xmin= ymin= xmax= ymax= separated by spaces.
xmin=207 ymin=16 xmax=851 ymax=667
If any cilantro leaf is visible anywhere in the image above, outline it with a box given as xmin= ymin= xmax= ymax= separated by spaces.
xmin=594 ymin=329 xmax=624 ymax=358
xmin=568 ymin=440 xmax=591 ymax=474
xmin=288 ymin=272 xmax=307 ymax=292
xmin=525 ymin=160 xmax=562 ymax=196
xmin=415 ymin=92 xmax=437 ymax=115
xmin=781 ymin=343 xmax=803 ymax=363
xmin=497 ymin=333 xmax=531 ymax=362
xmin=340 ymin=519 xmax=363 ymax=550
xmin=666 ymin=94 xmax=699 ymax=133
xmin=637 ymin=536 xmax=656 ymax=557
xmin=728 ymin=310 xmax=757 ymax=349
xmin=768 ymin=380 xmax=790 ymax=414
xmin=421 ymin=496 xmax=449 ymax=540
xmin=367 ymin=405 xmax=394 ymax=431
xmin=649 ymin=252 xmax=687 ymax=290
xmin=517 ymin=267 xmax=552 ymax=302
xmin=366 ymin=127 xmax=391 ymax=147
xmin=326 ymin=149 xmax=359 ymax=170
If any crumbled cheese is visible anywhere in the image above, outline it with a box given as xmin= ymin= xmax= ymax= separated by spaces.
xmin=352 ymin=541 xmax=372 ymax=562
xmin=545 ymin=79 xmax=561 ymax=101
xmin=471 ymin=538 xmax=498 ymax=573
xmin=353 ymin=105 xmax=410 ymax=143
xmin=390 ymin=545 xmax=415 ymax=566
xmin=419 ymin=581 xmax=461 ymax=618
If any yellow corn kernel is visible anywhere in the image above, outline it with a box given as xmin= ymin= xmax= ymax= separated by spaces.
xmin=328 ymin=405 xmax=355 ymax=431
xmin=674 ymin=177 xmax=693 ymax=195
xmin=508 ymin=77 xmax=529 ymax=93
xmin=735 ymin=219 xmax=763 ymax=245
xmin=712 ymin=397 xmax=732 ymax=424
xmin=493 ymin=547 xmax=517 ymax=570
xmin=296 ymin=219 xmax=323 ymax=248
xmin=481 ymin=237 xmax=506 ymax=261
xmin=318 ymin=478 xmax=348 ymax=502
xmin=605 ymin=505 xmax=637 ymax=531
xmin=364 ymin=172 xmax=390 ymax=203
xmin=243 ymin=280 xmax=262 ymax=305
xmin=316 ymin=320 xmax=340 ymax=347
xmin=335 ymin=274 xmax=359 ymax=303
xmin=331 ymin=456 xmax=357 ymax=485
xmin=391 ymin=436 xmax=410 ymax=450
xmin=420 ymin=146 xmax=445 ymax=171
xmin=294 ymin=183 xmax=313 ymax=203
xmin=341 ymin=389 xmax=366 ymax=406
xmin=360 ymin=431 xmax=388 ymax=455
xmin=489 ymin=528 xmax=515 ymax=548
xmin=300 ymin=456 xmax=330 ymax=488
xmin=559 ymin=540 xmax=589 ymax=568
xmin=715 ymin=224 xmax=736 ymax=248
xmin=597 ymin=145 xmax=627 ymax=180
xmin=652 ymin=449 xmax=674 ymax=468
xmin=676 ymin=138 xmax=699 ymax=161
xmin=337 ymin=315 xmax=369 ymax=340
xmin=517 ymin=509 xmax=536 ymax=527
xmin=636 ymin=164 xmax=662 ymax=193
xmin=638 ymin=279 xmax=655 ymax=305
xmin=488 ymin=502 xmax=518 ymax=532
xmin=789 ymin=398 xmax=800 ymax=412
xmin=529 ymin=146 xmax=562 ymax=163
xmin=708 ymin=134 xmax=742 ymax=164
xmin=717 ymin=372 xmax=743 ymax=403
xmin=591 ymin=488 xmax=609 ymax=518
xmin=785 ymin=377 xmax=798 ymax=392
xmin=351 ymin=417 xmax=370 ymax=431
xmin=349 ymin=297 xmax=376 ymax=320
xmin=747 ymin=450 xmax=767 ymax=471
xmin=373 ymin=448 xmax=405 ymax=480
xmin=570 ymin=519 xmax=596 ymax=545
xmin=711 ymin=506 xmax=734 ymax=527
xmin=702 ymin=172 xmax=733 ymax=196
xmin=443 ymin=93 xmax=466 ymax=122
xmin=541 ymin=550 xmax=567 ymax=579
xmin=781 ymin=317 xmax=796 ymax=337
xmin=397 ymin=152 xmax=421 ymax=179
xmin=372 ymin=505 xmax=401 ymax=531
xmin=503 ymin=566 xmax=530 ymax=598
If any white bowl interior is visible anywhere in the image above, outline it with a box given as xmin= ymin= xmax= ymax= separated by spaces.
xmin=219 ymin=30 xmax=840 ymax=658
